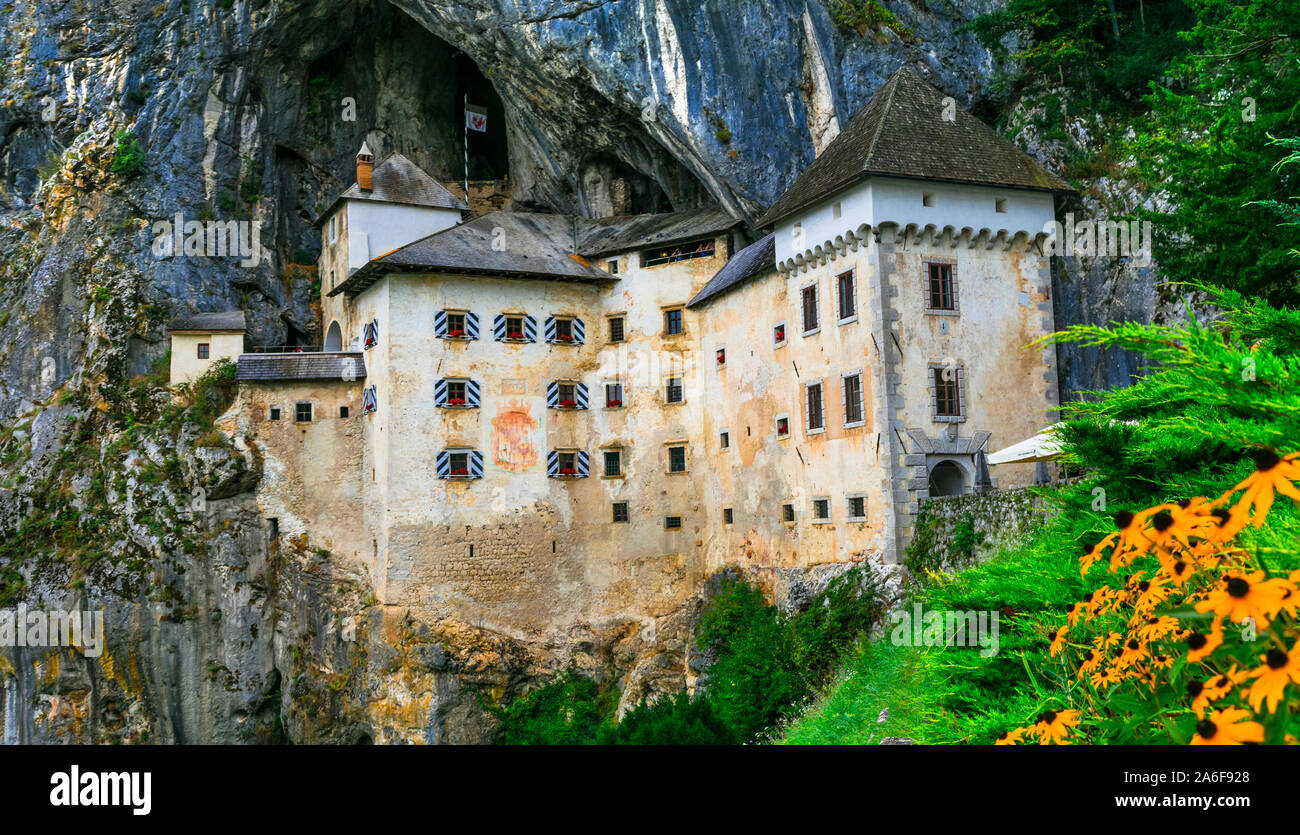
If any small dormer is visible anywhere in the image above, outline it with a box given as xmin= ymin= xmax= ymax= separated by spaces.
xmin=314 ymin=144 xmax=469 ymax=296
xmin=168 ymin=311 xmax=247 ymax=385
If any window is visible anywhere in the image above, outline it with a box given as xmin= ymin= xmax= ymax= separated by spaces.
xmin=664 ymin=376 xmax=683 ymax=404
xmin=782 ymin=503 xmax=795 ymax=523
xmin=612 ymin=502 xmax=629 ymax=523
xmin=934 ymin=367 xmax=963 ymax=419
xmin=438 ymin=378 xmax=480 ymax=408
xmin=605 ymin=382 xmax=624 ymax=408
xmin=641 ymin=238 xmax=716 ymax=267
xmin=548 ymin=381 xmax=588 ymax=409
xmin=329 ymin=215 xmax=337 ymax=242
xmin=667 ymin=445 xmax=687 ymax=473
xmin=776 ymin=415 xmax=790 ymax=439
xmin=801 ymin=284 xmax=819 ymax=333
xmin=664 ymin=515 xmax=683 ymax=530
xmin=295 ymin=402 xmax=312 ymax=423
xmin=832 ymin=201 xmax=841 ymax=219
xmin=719 ymin=431 xmax=730 ymax=449
xmin=546 ymin=316 xmax=584 ymax=344
xmin=843 ymin=373 xmax=864 ymax=426
xmin=836 ymin=269 xmax=856 ymax=321
xmin=995 ymin=198 xmax=1008 ymax=213
xmin=505 ymin=316 xmax=526 ymax=341
xmin=437 ymin=448 xmax=484 ymax=480
xmin=773 ymin=322 xmax=786 ymax=347
xmin=197 ymin=343 xmax=210 ymax=359
xmin=813 ymin=498 xmax=831 ymax=522
xmin=608 ymin=316 xmax=625 ymax=343
xmin=663 ymin=307 xmax=684 ymax=336
xmin=362 ymin=385 xmax=378 ymax=415
xmin=363 ymin=319 xmax=379 ymax=349
xmin=603 ymin=449 xmax=622 ymax=477
xmin=722 ymin=508 xmax=733 ymax=525
xmin=494 ymin=313 xmax=535 ymax=342
xmin=268 ymin=406 xmax=281 ymax=421
xmin=339 ymin=406 xmax=349 ymax=418
xmin=806 ymin=382 xmax=824 ymax=432
xmin=607 ymin=259 xmax=619 ymax=274
xmin=925 ymin=262 xmax=956 ymax=311
xmin=922 ymin=192 xmax=936 ymax=207
xmin=437 ymin=310 xmax=478 ymax=340
xmin=847 ymin=494 xmax=867 ymax=522
xmin=546 ymin=450 xmax=590 ymax=478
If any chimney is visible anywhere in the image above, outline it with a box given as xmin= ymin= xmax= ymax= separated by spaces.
xmin=356 ymin=141 xmax=374 ymax=192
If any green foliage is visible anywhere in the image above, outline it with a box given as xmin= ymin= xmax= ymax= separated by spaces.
xmin=599 ymin=692 xmax=738 ymax=745
xmin=178 ymin=358 xmax=238 ymax=426
xmin=828 ymin=0 xmax=915 ymax=41
xmin=110 ymin=130 xmax=146 ymax=178
xmin=491 ymin=671 xmax=619 ymax=744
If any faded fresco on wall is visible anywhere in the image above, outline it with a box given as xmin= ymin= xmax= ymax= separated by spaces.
xmin=487 ymin=397 xmax=544 ymax=473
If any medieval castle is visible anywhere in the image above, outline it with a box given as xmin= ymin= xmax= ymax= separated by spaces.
xmin=169 ymin=69 xmax=1067 ymax=640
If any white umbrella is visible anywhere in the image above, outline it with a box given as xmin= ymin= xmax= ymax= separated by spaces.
xmin=987 ymin=423 xmax=1065 ymax=465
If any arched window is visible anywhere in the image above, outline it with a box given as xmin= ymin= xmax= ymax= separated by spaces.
xmin=324 ymin=321 xmax=343 ymax=352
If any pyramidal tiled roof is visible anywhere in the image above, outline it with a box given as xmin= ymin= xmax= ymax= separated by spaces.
xmin=313 ymin=152 xmax=467 ymax=225
xmin=757 ymin=68 xmax=1072 ymax=227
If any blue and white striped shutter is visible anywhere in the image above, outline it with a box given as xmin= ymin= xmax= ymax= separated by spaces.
xmin=573 ymin=318 xmax=586 ymax=344
xmin=524 ymin=316 xmax=538 ymax=342
xmin=436 ymin=451 xmax=451 ymax=479
xmin=493 ymin=315 xmax=506 ymax=341
xmin=546 ymin=450 xmax=559 ymax=476
xmin=466 ymin=380 xmax=481 ymax=407
xmin=434 ymin=379 xmax=448 ymax=407
xmin=362 ymin=385 xmax=378 ymax=414
xmin=434 ymin=310 xmax=448 ymax=338
xmin=544 ymin=316 xmax=556 ymax=343
xmin=576 ymin=451 xmax=590 ymax=477
xmin=546 ymin=382 xmax=559 ymax=408
xmin=364 ymin=320 xmax=379 ymax=350
xmin=575 ymin=383 xmax=589 ymax=409
xmin=465 ymin=312 xmax=480 ymax=340
xmin=469 ymin=451 xmax=484 ymax=479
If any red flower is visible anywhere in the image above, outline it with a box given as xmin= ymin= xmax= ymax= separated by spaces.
xmin=451 ymin=467 xmax=468 ymax=476
xmin=559 ymin=399 xmax=577 ymax=408
xmin=557 ymin=334 xmax=575 ymax=343
xmin=448 ymin=329 xmax=465 ymax=338
xmin=365 ymin=336 xmax=376 ymax=347
xmin=607 ymin=399 xmax=622 ymax=407
xmin=717 ymin=353 xmax=725 ymax=364
xmin=508 ymin=331 xmax=524 ymax=340
xmin=560 ymin=466 xmax=576 ymax=476
xmin=448 ymin=397 xmax=465 ymax=406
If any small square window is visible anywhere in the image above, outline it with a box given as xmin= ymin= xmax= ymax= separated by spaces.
xmin=922 ymin=192 xmax=936 ymax=207
xmin=723 ymin=508 xmax=733 ymax=525
xmin=776 ymin=415 xmax=790 ymax=439
xmin=445 ymin=312 xmax=467 ymax=337
xmin=604 ymin=449 xmax=622 ymax=477
xmin=848 ymin=495 xmax=867 ymax=521
xmin=504 ymin=315 xmax=526 ymax=340
xmin=608 ymin=316 xmax=625 ymax=343
xmin=447 ymin=380 xmax=467 ymax=404
xmin=557 ymin=451 xmax=577 ymax=475
xmin=995 ymin=198 xmax=1008 ymax=213
xmin=339 ymin=406 xmax=349 ymax=418
xmin=665 ymin=376 xmax=683 ymax=404
xmin=782 ymin=503 xmax=795 ymax=523
xmin=295 ymin=402 xmax=313 ymax=423
xmin=553 ymin=317 xmax=575 ymax=341
xmin=448 ymin=451 xmax=470 ymax=476
xmin=612 ymin=502 xmax=629 ymax=523
xmin=715 ymin=347 xmax=726 ymax=367
xmin=268 ymin=406 xmax=281 ymax=421
xmin=773 ymin=322 xmax=786 ymax=347
xmin=197 ymin=343 xmax=210 ymax=359
xmin=664 ymin=515 xmax=682 ymax=530
xmin=557 ymin=382 xmax=576 ymax=405
xmin=607 ymin=259 xmax=619 ymax=274
xmin=813 ymin=498 xmax=830 ymax=521
xmin=719 ymin=431 xmax=730 ymax=449
xmin=667 ymin=445 xmax=687 ymax=473
xmin=664 ymin=307 xmax=684 ymax=336
xmin=605 ymin=382 xmax=624 ymax=408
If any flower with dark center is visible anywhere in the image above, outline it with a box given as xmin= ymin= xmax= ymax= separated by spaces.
xmin=1267 ymin=648 xmax=1288 ymax=669
xmin=1187 ymin=632 xmax=1208 ymax=650
xmin=1114 ymin=510 xmax=1134 ymax=529
xmin=1178 ymin=499 xmax=1192 ymax=509
xmin=1127 ymin=639 xmax=1140 ymax=651
xmin=1151 ymin=511 xmax=1174 ymax=532
xmin=1251 ymin=448 xmax=1281 ymax=472
xmin=1187 ymin=680 xmax=1204 ymax=697
xmin=1196 ymin=719 xmax=1218 ymax=740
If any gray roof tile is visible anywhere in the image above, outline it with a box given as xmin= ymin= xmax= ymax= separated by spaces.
xmin=168 ymin=311 xmax=247 ymax=332
xmin=687 ymin=233 xmax=775 ymax=308
xmin=237 ymin=352 xmax=366 ymax=382
xmin=757 ymin=68 xmax=1072 ymax=227
xmin=314 ymin=152 xmax=467 ymax=226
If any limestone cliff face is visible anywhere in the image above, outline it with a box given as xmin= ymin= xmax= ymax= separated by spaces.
xmin=0 ymin=0 xmax=1146 ymax=742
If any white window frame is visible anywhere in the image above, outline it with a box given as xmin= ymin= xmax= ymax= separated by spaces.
xmin=842 ymin=369 xmax=866 ymax=429
xmin=836 ymin=267 xmax=858 ymax=324
xmin=804 ymin=379 xmax=825 ymax=435
xmin=800 ymin=281 xmax=820 ymax=336
xmin=811 ymin=496 xmax=833 ymax=524
xmin=846 ymin=493 xmax=868 ymax=522
xmin=775 ymin=413 xmax=791 ymax=440
xmin=773 ymin=321 xmax=787 ymax=349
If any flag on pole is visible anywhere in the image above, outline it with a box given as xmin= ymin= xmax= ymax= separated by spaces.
xmin=465 ymin=104 xmax=487 ymax=132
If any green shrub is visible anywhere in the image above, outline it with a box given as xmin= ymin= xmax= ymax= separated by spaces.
xmin=599 ymin=692 xmax=738 ymax=745
xmin=491 ymin=671 xmax=618 ymax=744
xmin=111 ymin=130 xmax=146 ymax=178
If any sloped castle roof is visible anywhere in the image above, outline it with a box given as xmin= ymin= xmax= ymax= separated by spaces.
xmin=757 ymin=68 xmax=1072 ymax=227
xmin=313 ymin=151 xmax=468 ymax=226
